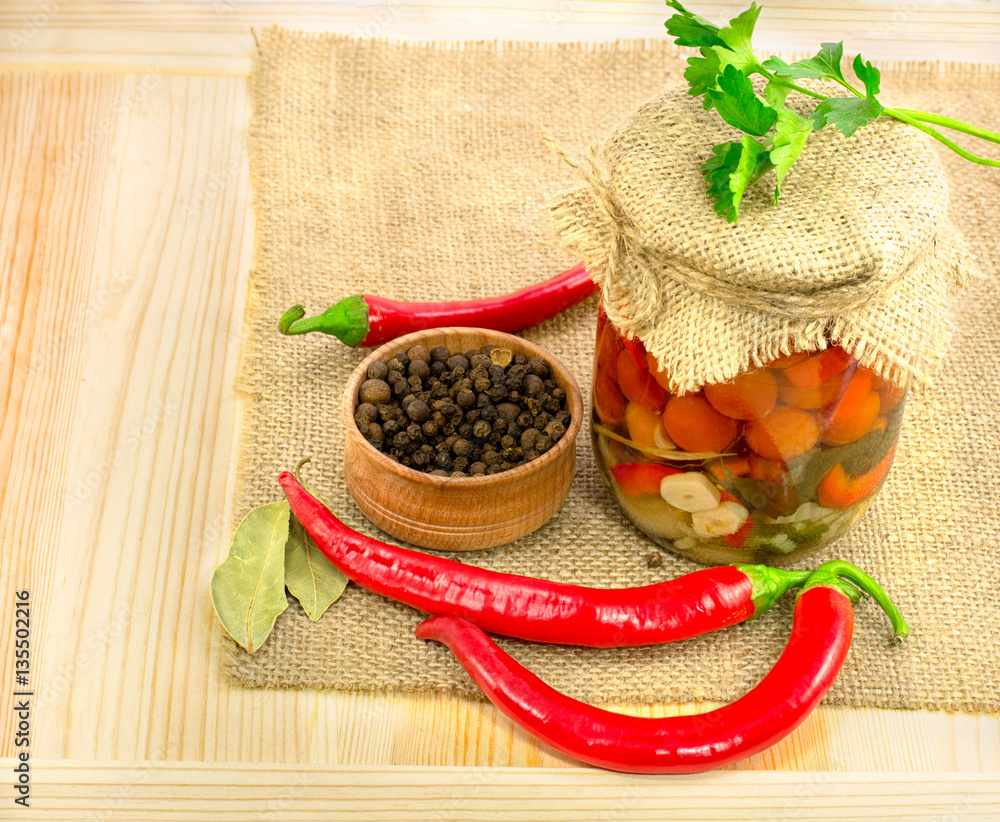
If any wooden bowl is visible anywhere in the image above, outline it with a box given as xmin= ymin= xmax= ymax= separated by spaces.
xmin=343 ymin=327 xmax=583 ymax=551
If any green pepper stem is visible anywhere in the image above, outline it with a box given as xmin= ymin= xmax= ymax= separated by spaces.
xmin=735 ymin=564 xmax=813 ymax=619
xmin=810 ymin=560 xmax=910 ymax=642
xmin=277 ymin=295 xmax=372 ymax=346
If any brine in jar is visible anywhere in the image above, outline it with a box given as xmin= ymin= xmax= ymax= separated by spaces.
xmin=591 ymin=305 xmax=908 ymax=565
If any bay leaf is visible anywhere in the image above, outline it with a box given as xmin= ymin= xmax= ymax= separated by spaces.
xmin=211 ymin=500 xmax=290 ymax=653
xmin=284 ymin=515 xmax=348 ymax=621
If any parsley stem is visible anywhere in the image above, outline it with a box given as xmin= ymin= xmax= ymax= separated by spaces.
xmin=890 ymin=109 xmax=1000 ymax=146
xmin=755 ymin=67 xmax=827 ymax=102
xmin=887 ymin=109 xmax=1000 ymax=168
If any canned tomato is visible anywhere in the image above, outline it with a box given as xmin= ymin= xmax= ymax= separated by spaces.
xmin=591 ymin=304 xmax=908 ymax=565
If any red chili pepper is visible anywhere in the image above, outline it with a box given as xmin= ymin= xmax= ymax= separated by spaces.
xmin=277 ymin=263 xmax=596 ymax=346
xmin=279 ymin=471 xmax=811 ymax=647
xmin=416 ymin=560 xmax=908 ymax=774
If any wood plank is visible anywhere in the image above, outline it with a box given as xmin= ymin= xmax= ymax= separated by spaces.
xmin=0 ymin=760 xmax=998 ymax=821
xmin=0 ymin=1 xmax=997 ymax=74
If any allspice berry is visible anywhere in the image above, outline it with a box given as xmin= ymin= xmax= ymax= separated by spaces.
xmin=366 ymin=360 xmax=389 ymax=381
xmin=359 ymin=378 xmax=391 ymax=406
xmin=406 ymin=400 xmax=431 ymax=423
xmin=356 ymin=343 xmax=572 ymax=477
xmin=407 ymin=345 xmax=431 ymax=364
xmin=355 ymin=403 xmax=378 ymax=426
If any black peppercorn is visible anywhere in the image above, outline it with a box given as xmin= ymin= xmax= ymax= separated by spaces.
xmin=496 ymin=402 xmax=520 ymax=422
xmin=524 ymin=374 xmax=544 ymax=397
xmin=406 ymin=400 xmax=431 ymax=423
xmin=520 ymin=428 xmax=540 ymax=451
xmin=359 ymin=345 xmax=568 ymax=478
xmin=544 ymin=420 xmax=566 ymax=441
xmin=409 ymin=359 xmax=431 ymax=379
xmin=355 ymin=402 xmax=378 ymax=426
xmin=366 ymin=360 xmax=389 ymax=381
xmin=488 ymin=384 xmax=509 ymax=402
xmin=526 ymin=357 xmax=549 ymax=379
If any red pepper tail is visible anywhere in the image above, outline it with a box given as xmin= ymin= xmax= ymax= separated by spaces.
xmin=414 ymin=615 xmax=460 ymax=643
xmin=279 ymin=471 xmax=336 ymax=530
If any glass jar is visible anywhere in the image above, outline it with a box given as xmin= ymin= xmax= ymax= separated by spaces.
xmin=591 ymin=304 xmax=909 ymax=565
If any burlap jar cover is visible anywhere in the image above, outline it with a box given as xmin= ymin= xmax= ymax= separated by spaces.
xmin=548 ymin=83 xmax=980 ymax=393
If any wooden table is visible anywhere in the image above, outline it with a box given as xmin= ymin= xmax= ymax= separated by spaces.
xmin=1 ymin=3 xmax=998 ymax=819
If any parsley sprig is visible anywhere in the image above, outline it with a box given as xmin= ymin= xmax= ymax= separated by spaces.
xmin=665 ymin=1 xmax=1000 ymax=222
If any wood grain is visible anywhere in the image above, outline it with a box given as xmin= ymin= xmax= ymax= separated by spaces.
xmin=0 ymin=1 xmax=998 ymax=73
xmin=1 ymin=761 xmax=999 ymax=821
xmin=0 ymin=3 xmax=997 ymax=819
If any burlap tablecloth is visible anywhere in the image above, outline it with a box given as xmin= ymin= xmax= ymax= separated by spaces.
xmin=227 ymin=30 xmax=1000 ymax=712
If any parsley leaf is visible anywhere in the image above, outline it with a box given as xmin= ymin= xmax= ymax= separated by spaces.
xmin=731 ymin=135 xmax=768 ymax=216
xmin=811 ymin=95 xmax=885 ymax=137
xmin=685 ymin=46 xmax=723 ymax=104
xmin=763 ymin=42 xmax=847 ymax=83
xmin=852 ymin=54 xmax=881 ymax=97
xmin=665 ymin=1 xmax=725 ymax=48
xmin=707 ymin=64 xmax=777 ymax=137
xmin=702 ymin=137 xmax=769 ymax=223
xmin=715 ymin=3 xmax=764 ymax=74
xmin=764 ymin=79 xmax=790 ymax=108
xmin=664 ymin=2 xmax=1000 ymax=222
xmin=769 ymin=108 xmax=815 ymax=202
xmin=702 ymin=141 xmax=743 ymax=222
